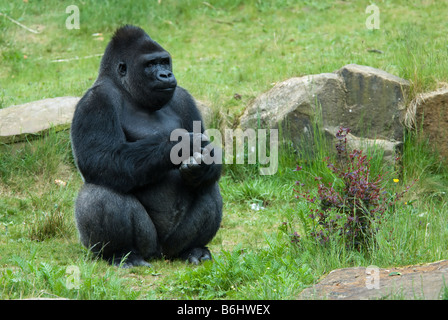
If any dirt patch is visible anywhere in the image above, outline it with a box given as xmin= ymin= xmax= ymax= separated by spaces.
xmin=299 ymin=260 xmax=448 ymax=300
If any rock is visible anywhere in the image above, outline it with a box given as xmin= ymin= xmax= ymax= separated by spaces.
xmin=298 ymin=260 xmax=448 ymax=300
xmin=407 ymin=88 xmax=448 ymax=160
xmin=336 ymin=64 xmax=410 ymax=141
xmin=239 ymin=73 xmax=346 ymax=146
xmin=0 ymin=96 xmax=213 ymax=144
xmin=325 ymin=126 xmax=402 ymax=164
xmin=239 ymin=64 xmax=410 ymax=158
xmin=0 ymin=97 xmax=80 ymax=143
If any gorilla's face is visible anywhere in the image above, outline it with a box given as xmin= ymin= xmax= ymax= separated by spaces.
xmin=119 ymin=38 xmax=177 ymax=111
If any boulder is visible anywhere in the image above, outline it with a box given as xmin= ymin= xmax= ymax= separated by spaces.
xmin=239 ymin=64 xmax=410 ymax=158
xmin=325 ymin=127 xmax=402 ymax=164
xmin=298 ymin=260 xmax=448 ymax=300
xmin=0 ymin=97 xmax=80 ymax=143
xmin=336 ymin=64 xmax=409 ymax=141
xmin=407 ymin=88 xmax=448 ymax=160
xmin=239 ymin=73 xmax=346 ymax=146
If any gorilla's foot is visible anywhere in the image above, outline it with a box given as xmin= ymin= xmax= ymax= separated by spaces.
xmin=180 ymin=247 xmax=212 ymax=265
xmin=112 ymin=253 xmax=152 ymax=268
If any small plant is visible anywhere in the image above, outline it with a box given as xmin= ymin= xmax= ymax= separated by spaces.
xmin=291 ymin=127 xmax=413 ymax=250
xmin=29 ymin=204 xmax=69 ymax=241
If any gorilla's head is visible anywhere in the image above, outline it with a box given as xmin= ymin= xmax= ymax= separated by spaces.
xmin=100 ymin=25 xmax=177 ymax=110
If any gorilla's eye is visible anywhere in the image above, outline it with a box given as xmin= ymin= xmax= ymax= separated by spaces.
xmin=147 ymin=58 xmax=170 ymax=68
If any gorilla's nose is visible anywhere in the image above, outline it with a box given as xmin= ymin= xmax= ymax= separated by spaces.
xmin=157 ymin=70 xmax=174 ymax=80
xmin=156 ymin=70 xmax=177 ymax=88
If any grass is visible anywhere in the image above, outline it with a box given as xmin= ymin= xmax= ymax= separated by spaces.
xmin=1 ymin=0 xmax=448 ymax=300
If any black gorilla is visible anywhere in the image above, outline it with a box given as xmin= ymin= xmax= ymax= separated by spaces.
xmin=70 ymin=25 xmax=222 ymax=267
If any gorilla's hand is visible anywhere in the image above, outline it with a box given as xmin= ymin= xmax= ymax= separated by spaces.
xmin=174 ymin=132 xmax=210 ymax=162
xmin=187 ymin=132 xmax=210 ymax=156
xmin=179 ymin=146 xmax=221 ymax=187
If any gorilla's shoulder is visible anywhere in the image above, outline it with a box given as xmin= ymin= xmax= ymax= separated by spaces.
xmin=169 ymin=86 xmax=198 ymax=112
xmin=76 ymin=79 xmax=122 ymax=112
xmin=166 ymin=86 xmax=203 ymax=126
xmin=172 ymin=86 xmax=195 ymax=103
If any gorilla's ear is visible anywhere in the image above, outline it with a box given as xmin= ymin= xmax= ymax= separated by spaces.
xmin=117 ymin=62 xmax=127 ymax=77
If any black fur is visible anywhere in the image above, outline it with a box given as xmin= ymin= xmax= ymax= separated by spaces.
xmin=71 ymin=25 xmax=222 ymax=267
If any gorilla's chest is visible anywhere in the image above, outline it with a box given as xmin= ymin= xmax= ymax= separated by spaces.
xmin=120 ymin=106 xmax=182 ymax=142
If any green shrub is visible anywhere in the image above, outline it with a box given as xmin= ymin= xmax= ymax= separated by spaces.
xmin=289 ymin=127 xmax=413 ymax=250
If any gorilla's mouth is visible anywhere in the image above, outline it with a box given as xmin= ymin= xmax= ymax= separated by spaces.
xmin=154 ymin=86 xmax=176 ymax=93
xmin=154 ymin=87 xmax=176 ymax=92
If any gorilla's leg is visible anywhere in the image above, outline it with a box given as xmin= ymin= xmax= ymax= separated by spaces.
xmin=160 ymin=184 xmax=223 ymax=264
xmin=75 ymin=183 xmax=160 ymax=267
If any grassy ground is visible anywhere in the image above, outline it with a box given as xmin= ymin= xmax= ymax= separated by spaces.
xmin=1 ymin=0 xmax=448 ymax=300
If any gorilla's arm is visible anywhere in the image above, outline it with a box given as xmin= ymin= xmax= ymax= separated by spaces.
xmin=71 ymin=85 xmax=180 ymax=194
xmin=172 ymin=88 xmax=222 ymax=187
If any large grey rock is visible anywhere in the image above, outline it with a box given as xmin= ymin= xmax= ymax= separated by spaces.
xmin=325 ymin=126 xmax=402 ymax=164
xmin=239 ymin=64 xmax=410 ymax=154
xmin=0 ymin=97 xmax=80 ymax=143
xmin=239 ymin=73 xmax=346 ymax=146
xmin=407 ymin=87 xmax=448 ymax=160
xmin=298 ymin=260 xmax=448 ymax=300
xmin=337 ymin=64 xmax=410 ymax=141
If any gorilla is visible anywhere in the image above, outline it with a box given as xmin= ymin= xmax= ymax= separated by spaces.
xmin=70 ymin=25 xmax=223 ymax=267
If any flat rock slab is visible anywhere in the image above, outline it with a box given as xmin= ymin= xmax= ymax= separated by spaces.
xmin=299 ymin=260 xmax=448 ymax=300
xmin=0 ymin=97 xmax=80 ymax=143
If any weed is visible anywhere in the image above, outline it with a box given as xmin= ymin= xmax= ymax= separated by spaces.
xmin=28 ymin=204 xmax=69 ymax=241
xmin=290 ymin=127 xmax=413 ymax=250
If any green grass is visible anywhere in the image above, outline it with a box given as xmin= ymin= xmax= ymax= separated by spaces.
xmin=1 ymin=0 xmax=448 ymax=300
